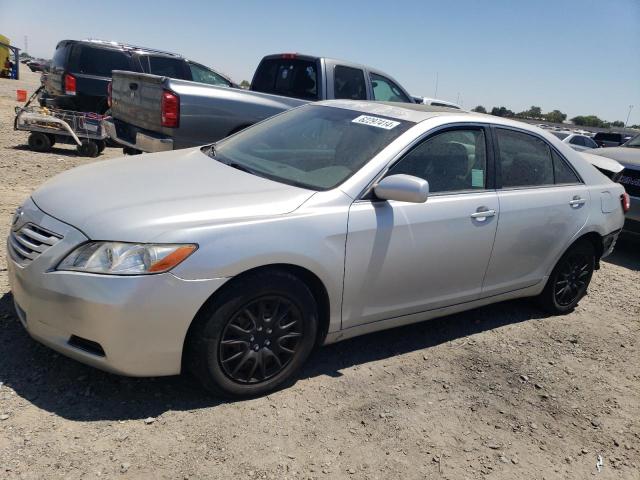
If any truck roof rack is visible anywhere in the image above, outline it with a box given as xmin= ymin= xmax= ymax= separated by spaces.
xmin=82 ymin=39 xmax=183 ymax=58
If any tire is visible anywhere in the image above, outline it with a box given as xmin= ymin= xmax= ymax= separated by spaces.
xmin=186 ymin=270 xmax=318 ymax=398
xmin=77 ymin=140 xmax=99 ymax=157
xmin=46 ymin=134 xmax=56 ymax=147
xmin=96 ymin=140 xmax=106 ymax=153
xmin=28 ymin=132 xmax=52 ymax=152
xmin=538 ymin=240 xmax=595 ymax=314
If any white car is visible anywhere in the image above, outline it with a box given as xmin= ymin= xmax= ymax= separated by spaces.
xmin=551 ymin=132 xmax=599 ymax=152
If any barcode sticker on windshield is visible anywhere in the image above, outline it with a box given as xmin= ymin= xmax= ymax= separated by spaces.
xmin=352 ymin=115 xmax=400 ymax=130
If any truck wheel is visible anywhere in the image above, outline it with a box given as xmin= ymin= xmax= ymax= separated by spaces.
xmin=46 ymin=134 xmax=56 ymax=147
xmin=77 ymin=140 xmax=100 ymax=158
xmin=96 ymin=140 xmax=106 ymax=153
xmin=28 ymin=132 xmax=52 ymax=152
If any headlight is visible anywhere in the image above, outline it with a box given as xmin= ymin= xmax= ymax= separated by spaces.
xmin=57 ymin=242 xmax=197 ymax=275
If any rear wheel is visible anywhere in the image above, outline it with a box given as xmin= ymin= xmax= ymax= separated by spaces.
xmin=77 ymin=140 xmax=99 ymax=157
xmin=187 ymin=271 xmax=318 ymax=398
xmin=538 ymin=240 xmax=595 ymax=314
xmin=28 ymin=132 xmax=52 ymax=152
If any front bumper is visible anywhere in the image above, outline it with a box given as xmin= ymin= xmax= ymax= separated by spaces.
xmin=103 ymin=118 xmax=173 ymax=153
xmin=7 ymin=199 xmax=227 ymax=376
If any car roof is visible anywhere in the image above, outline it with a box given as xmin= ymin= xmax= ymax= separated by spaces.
xmin=316 ymin=99 xmax=528 ymax=125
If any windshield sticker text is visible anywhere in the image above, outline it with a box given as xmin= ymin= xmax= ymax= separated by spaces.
xmin=352 ymin=115 xmax=400 ymax=130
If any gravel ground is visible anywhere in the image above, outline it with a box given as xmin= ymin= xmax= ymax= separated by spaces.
xmin=0 ymin=69 xmax=639 ymax=479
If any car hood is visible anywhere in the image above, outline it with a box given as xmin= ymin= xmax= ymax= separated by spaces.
xmin=31 ymin=147 xmax=315 ymax=241
xmin=588 ymin=147 xmax=640 ymax=168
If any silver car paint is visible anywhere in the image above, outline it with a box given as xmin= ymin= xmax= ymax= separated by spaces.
xmin=8 ymin=102 xmax=626 ymax=377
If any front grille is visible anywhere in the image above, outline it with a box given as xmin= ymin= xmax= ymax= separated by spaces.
xmin=619 ymin=168 xmax=640 ymax=198
xmin=8 ymin=223 xmax=62 ymax=266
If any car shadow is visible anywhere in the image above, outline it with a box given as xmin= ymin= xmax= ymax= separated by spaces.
xmin=9 ymin=144 xmax=84 ymax=157
xmin=603 ymin=237 xmax=639 ymax=271
xmin=0 ymin=290 xmax=548 ymax=422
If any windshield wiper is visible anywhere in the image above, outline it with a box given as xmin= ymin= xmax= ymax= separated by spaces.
xmin=225 ymin=161 xmax=260 ymax=176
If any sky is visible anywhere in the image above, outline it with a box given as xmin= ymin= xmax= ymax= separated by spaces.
xmin=1 ymin=0 xmax=639 ymax=124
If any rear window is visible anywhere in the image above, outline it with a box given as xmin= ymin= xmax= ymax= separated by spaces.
xmin=69 ymin=45 xmax=131 ymax=77
xmin=252 ymin=58 xmax=319 ymax=100
xmin=139 ymin=55 xmax=189 ymax=79
xmin=52 ymin=43 xmax=69 ymax=69
xmin=551 ymin=132 xmax=569 ymax=140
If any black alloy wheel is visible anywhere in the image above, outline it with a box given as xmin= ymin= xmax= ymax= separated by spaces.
xmin=219 ymin=296 xmax=303 ymax=383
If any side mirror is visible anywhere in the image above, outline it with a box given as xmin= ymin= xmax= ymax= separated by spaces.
xmin=374 ymin=174 xmax=429 ymax=203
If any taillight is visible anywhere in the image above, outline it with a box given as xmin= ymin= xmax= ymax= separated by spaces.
xmin=64 ymin=73 xmax=76 ymax=95
xmin=281 ymin=53 xmax=297 ymax=59
xmin=161 ymin=90 xmax=179 ymax=128
xmin=107 ymin=81 xmax=112 ymax=108
xmin=621 ymin=192 xmax=630 ymax=213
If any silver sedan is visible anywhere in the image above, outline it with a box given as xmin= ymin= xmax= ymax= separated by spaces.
xmin=7 ymin=101 xmax=627 ymax=397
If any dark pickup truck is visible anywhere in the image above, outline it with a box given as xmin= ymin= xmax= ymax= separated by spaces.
xmin=41 ymin=39 xmax=235 ymax=114
xmin=105 ymin=53 xmax=415 ymax=152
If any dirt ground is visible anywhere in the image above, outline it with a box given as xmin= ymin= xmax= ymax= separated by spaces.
xmin=0 ymin=69 xmax=638 ymax=480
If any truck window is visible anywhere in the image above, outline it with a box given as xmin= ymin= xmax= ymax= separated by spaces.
xmin=370 ymin=73 xmax=411 ymax=103
xmin=189 ymin=62 xmax=231 ymax=87
xmin=139 ymin=55 xmax=189 ymax=79
xmin=51 ymin=43 xmax=69 ymax=69
xmin=252 ymin=58 xmax=318 ymax=100
xmin=334 ymin=65 xmax=366 ymax=100
xmin=70 ymin=46 xmax=130 ymax=77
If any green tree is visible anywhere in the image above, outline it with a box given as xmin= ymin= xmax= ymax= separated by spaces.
xmin=611 ymin=120 xmax=624 ymax=128
xmin=571 ymin=115 xmax=606 ymax=127
xmin=471 ymin=105 xmax=487 ymax=113
xmin=544 ymin=110 xmax=567 ymax=124
xmin=491 ymin=106 xmax=515 ymax=117
xmin=239 ymin=80 xmax=250 ymax=89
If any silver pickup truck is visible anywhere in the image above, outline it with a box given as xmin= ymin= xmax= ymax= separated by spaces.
xmin=104 ymin=53 xmax=415 ymax=152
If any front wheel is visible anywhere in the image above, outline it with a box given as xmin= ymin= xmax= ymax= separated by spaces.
xmin=538 ymin=240 xmax=595 ymax=314
xmin=187 ymin=271 xmax=318 ymax=398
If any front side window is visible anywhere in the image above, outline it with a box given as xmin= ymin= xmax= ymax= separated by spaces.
xmin=497 ymin=129 xmax=554 ymax=187
xmin=388 ymin=129 xmax=487 ymax=193
xmin=334 ymin=65 xmax=366 ymax=100
xmin=569 ymin=136 xmax=585 ymax=146
xmin=370 ymin=73 xmax=411 ymax=103
xmin=212 ymin=105 xmax=412 ymax=190
xmin=252 ymin=58 xmax=318 ymax=100
xmin=584 ymin=137 xmax=598 ymax=148
xmin=189 ymin=63 xmax=231 ymax=86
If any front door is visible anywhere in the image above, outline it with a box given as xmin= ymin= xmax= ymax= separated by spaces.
xmin=342 ymin=126 xmax=499 ymax=329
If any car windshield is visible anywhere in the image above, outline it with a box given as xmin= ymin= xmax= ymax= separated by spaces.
xmin=624 ymin=134 xmax=640 ymax=147
xmin=209 ymin=105 xmax=413 ymax=190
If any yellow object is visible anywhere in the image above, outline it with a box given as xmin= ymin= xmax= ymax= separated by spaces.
xmin=0 ymin=34 xmax=10 ymax=72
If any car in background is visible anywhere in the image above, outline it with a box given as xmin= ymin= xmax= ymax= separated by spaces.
xmin=412 ymin=96 xmax=462 ymax=109
xmin=8 ymin=101 xmax=626 ymax=397
xmin=42 ymin=39 xmax=235 ymax=114
xmin=26 ymin=59 xmax=49 ymax=72
xmin=105 ymin=53 xmax=415 ymax=152
xmin=593 ymin=132 xmax=631 ymax=148
xmin=588 ymin=133 xmax=640 ymax=236
xmin=551 ymin=132 xmax=599 ymax=151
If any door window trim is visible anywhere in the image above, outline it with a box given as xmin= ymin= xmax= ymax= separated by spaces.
xmin=491 ymin=125 xmax=584 ymax=191
xmin=358 ymin=122 xmax=496 ymax=200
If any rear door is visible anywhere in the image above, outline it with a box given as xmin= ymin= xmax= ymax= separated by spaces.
xmin=45 ymin=41 xmax=71 ymax=96
xmin=482 ymin=127 xmax=589 ymax=295
xmin=68 ymin=44 xmax=133 ymax=98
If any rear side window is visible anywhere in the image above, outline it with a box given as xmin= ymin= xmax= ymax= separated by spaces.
xmin=189 ymin=63 xmax=231 ymax=86
xmin=69 ymin=46 xmax=130 ymax=76
xmin=497 ymin=129 xmax=580 ymax=187
xmin=497 ymin=129 xmax=554 ymax=187
xmin=584 ymin=137 xmax=598 ymax=148
xmin=552 ymin=150 xmax=580 ymax=184
xmin=370 ymin=73 xmax=411 ymax=103
xmin=139 ymin=55 xmax=189 ymax=79
xmin=389 ymin=129 xmax=487 ymax=193
xmin=334 ymin=65 xmax=366 ymax=100
xmin=252 ymin=58 xmax=318 ymax=100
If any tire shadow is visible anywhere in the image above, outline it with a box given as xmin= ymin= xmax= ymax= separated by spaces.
xmin=0 ymin=289 xmax=549 ymax=422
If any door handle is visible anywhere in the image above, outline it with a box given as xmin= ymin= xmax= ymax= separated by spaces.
xmin=470 ymin=207 xmax=496 ymax=221
xmin=569 ymin=196 xmax=586 ymax=207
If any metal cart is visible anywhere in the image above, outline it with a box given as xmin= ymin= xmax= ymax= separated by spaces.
xmin=14 ymin=88 xmax=108 ymax=157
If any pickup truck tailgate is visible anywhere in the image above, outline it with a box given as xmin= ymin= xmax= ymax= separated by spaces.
xmin=111 ymin=70 xmax=167 ymax=134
